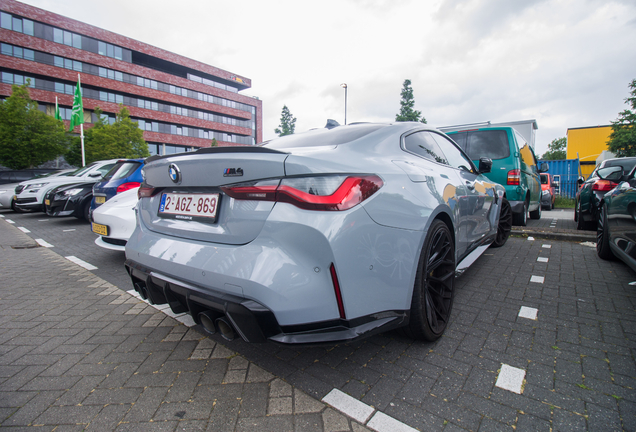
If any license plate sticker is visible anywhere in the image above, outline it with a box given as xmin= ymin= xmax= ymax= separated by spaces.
xmin=95 ymin=196 xmax=106 ymax=204
xmin=159 ymin=193 xmax=219 ymax=221
xmin=91 ymin=222 xmax=109 ymax=236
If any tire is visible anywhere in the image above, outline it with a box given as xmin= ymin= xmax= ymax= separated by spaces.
xmin=512 ymin=200 xmax=527 ymax=226
xmin=404 ymin=220 xmax=456 ymax=342
xmin=491 ymin=198 xmax=512 ymax=248
xmin=576 ymin=200 xmax=593 ymax=231
xmin=596 ymin=204 xmax=614 ymax=260
xmin=529 ymin=200 xmax=541 ymax=219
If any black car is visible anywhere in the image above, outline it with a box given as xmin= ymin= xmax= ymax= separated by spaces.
xmin=44 ymin=181 xmax=96 ymax=220
xmin=575 ymin=157 xmax=636 ymax=230
xmin=596 ymin=164 xmax=636 ymax=274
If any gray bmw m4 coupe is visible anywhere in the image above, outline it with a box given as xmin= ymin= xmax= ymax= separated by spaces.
xmin=125 ymin=122 xmax=512 ymax=344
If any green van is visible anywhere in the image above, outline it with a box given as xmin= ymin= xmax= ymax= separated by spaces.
xmin=446 ymin=127 xmax=548 ymax=226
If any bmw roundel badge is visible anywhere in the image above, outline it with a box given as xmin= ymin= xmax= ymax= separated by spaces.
xmin=168 ymin=163 xmax=181 ymax=184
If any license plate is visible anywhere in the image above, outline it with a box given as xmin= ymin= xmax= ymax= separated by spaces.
xmin=91 ymin=222 xmax=109 ymax=236
xmin=159 ymin=193 xmax=219 ymax=221
xmin=95 ymin=196 xmax=106 ymax=204
xmin=44 ymin=199 xmax=50 ymax=206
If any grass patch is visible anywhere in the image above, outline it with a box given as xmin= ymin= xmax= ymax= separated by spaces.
xmin=555 ymin=196 xmax=575 ymax=208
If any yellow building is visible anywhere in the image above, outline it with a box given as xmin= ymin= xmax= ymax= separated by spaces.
xmin=566 ymin=125 xmax=613 ymax=178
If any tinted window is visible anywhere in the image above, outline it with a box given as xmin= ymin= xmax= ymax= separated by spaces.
xmin=431 ymin=133 xmax=474 ymax=172
xmin=264 ymin=124 xmax=386 ymax=149
xmin=450 ymin=130 xmax=510 ymax=160
xmin=103 ymin=161 xmax=141 ymax=181
xmin=404 ymin=132 xmax=448 ymax=165
xmin=541 ymin=174 xmax=548 ymax=184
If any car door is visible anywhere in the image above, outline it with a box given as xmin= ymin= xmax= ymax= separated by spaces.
xmin=607 ymin=174 xmax=636 ymax=260
xmin=431 ymin=132 xmax=494 ymax=250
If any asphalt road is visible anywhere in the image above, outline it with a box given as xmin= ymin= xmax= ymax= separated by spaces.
xmin=1 ymin=207 xmax=634 ymax=431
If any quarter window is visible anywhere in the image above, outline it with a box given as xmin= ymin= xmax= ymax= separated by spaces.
xmin=430 ymin=133 xmax=474 ymax=172
xmin=404 ymin=132 xmax=449 ymax=165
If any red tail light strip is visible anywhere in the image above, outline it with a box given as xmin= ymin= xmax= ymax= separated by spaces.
xmin=592 ymin=180 xmax=618 ymax=192
xmin=117 ymin=182 xmax=141 ymax=193
xmin=330 ymin=263 xmax=346 ymax=320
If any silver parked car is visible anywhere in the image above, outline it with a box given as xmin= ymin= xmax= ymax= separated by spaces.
xmin=125 ymin=122 xmax=511 ymax=344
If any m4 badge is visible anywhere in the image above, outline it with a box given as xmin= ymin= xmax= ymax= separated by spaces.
xmin=223 ymin=168 xmax=243 ymax=177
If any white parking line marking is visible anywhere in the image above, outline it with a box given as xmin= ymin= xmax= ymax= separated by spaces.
xmin=65 ymin=256 xmax=97 ymax=270
xmin=322 ymin=388 xmax=375 ymax=424
xmin=35 ymin=239 xmax=54 ymax=248
xmin=38 ymin=219 xmax=49 ymax=221
xmin=5 ymin=219 xmax=15 ymax=224
xmin=542 ymin=244 xmax=551 ymax=248
xmin=537 ymin=257 xmax=549 ymax=262
xmin=527 ymin=236 xmax=534 ymax=241
xmin=367 ymin=411 xmax=419 ymax=432
xmin=63 ymin=229 xmax=76 ymax=232
xmin=17 ymin=227 xmax=30 ymax=233
xmin=519 ymin=306 xmax=538 ymax=320
xmin=530 ymin=275 xmax=544 ymax=283
xmin=496 ymin=364 xmax=526 ymax=394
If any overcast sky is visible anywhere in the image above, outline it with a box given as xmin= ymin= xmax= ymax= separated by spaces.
xmin=21 ymin=0 xmax=636 ymax=156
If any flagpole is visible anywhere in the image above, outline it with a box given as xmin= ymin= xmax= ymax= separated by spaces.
xmin=78 ymin=74 xmax=85 ymax=167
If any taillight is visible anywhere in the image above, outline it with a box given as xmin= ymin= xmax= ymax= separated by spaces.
xmin=117 ymin=182 xmax=141 ymax=193
xmin=222 ymin=175 xmax=383 ymax=211
xmin=592 ymin=179 xmax=618 ymax=192
xmin=507 ymin=169 xmax=520 ymax=185
xmin=138 ymin=185 xmax=160 ymax=198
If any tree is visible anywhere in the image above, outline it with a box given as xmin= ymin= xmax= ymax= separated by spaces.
xmin=275 ymin=105 xmax=296 ymax=136
xmin=66 ymin=105 xmax=149 ymax=166
xmin=541 ymin=137 xmax=567 ymax=160
xmin=0 ymin=82 xmax=70 ymax=169
xmin=607 ymin=79 xmax=636 ymax=157
xmin=395 ymin=79 xmax=426 ymax=123
xmin=210 ymin=138 xmax=218 ymax=147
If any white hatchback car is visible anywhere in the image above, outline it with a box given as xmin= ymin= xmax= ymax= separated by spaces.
xmin=0 ymin=169 xmax=75 ymax=210
xmin=14 ymin=160 xmax=119 ymax=212
xmin=91 ymin=187 xmax=139 ymax=251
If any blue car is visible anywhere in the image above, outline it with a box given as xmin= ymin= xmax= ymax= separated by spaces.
xmin=91 ymin=159 xmax=144 ymax=216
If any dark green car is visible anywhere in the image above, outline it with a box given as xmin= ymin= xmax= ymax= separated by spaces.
xmin=596 ymin=165 xmax=636 ymax=274
xmin=446 ymin=127 xmax=547 ymax=226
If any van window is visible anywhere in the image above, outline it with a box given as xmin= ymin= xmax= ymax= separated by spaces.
xmin=449 ymin=130 xmax=510 ymax=160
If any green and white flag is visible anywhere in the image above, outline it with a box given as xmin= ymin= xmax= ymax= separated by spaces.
xmin=69 ymin=76 xmax=84 ymax=131
xmin=54 ymin=96 xmax=61 ymax=121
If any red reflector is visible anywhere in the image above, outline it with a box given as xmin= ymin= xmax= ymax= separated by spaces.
xmin=592 ymin=180 xmax=617 ymax=192
xmin=507 ymin=169 xmax=520 ymax=186
xmin=117 ymin=182 xmax=141 ymax=193
xmin=330 ymin=264 xmax=346 ymax=320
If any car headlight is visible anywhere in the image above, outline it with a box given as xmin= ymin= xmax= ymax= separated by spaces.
xmin=63 ymin=188 xmax=84 ymax=196
xmin=542 ymin=190 xmax=550 ymax=195
xmin=28 ymin=182 xmax=49 ymax=188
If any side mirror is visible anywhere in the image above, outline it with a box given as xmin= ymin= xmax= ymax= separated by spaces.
xmin=478 ymin=157 xmax=492 ymax=174
xmin=577 ymin=176 xmax=585 ymax=185
xmin=597 ymin=166 xmax=623 ymax=182
xmin=88 ymin=172 xmax=102 ymax=178
xmin=539 ymin=162 xmax=549 ymax=173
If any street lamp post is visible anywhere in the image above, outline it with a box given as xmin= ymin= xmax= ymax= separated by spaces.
xmin=340 ymin=83 xmax=347 ymax=125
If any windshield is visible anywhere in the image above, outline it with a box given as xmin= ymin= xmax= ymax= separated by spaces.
xmin=264 ymin=124 xmax=387 ymax=149
xmin=69 ymin=163 xmax=98 ymax=177
xmin=103 ymin=161 xmax=141 ymax=181
xmin=541 ymin=174 xmax=548 ymax=184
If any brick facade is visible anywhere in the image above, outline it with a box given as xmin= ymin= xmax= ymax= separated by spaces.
xmin=0 ymin=0 xmax=263 ymax=150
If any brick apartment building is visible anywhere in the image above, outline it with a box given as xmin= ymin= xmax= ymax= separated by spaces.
xmin=0 ymin=0 xmax=262 ymax=156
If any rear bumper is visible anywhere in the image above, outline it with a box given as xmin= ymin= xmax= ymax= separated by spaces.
xmin=124 ymin=259 xmax=407 ymax=344
xmin=508 ymin=200 xmax=525 ymax=214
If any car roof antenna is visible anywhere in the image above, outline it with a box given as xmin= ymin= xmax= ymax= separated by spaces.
xmin=325 ymin=119 xmax=340 ymax=129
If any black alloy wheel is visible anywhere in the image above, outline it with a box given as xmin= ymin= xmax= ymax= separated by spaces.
xmin=596 ymin=204 xmax=614 ymax=260
xmin=491 ymin=198 xmax=512 ymax=248
xmin=405 ymin=219 xmax=456 ymax=341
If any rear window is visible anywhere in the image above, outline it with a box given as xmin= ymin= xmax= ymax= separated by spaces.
xmin=448 ymin=130 xmax=510 ymax=160
xmin=103 ymin=161 xmax=141 ymax=181
xmin=264 ymin=124 xmax=387 ymax=149
xmin=590 ymin=158 xmax=636 ymax=179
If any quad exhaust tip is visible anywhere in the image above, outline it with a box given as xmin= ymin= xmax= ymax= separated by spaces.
xmin=197 ymin=312 xmax=236 ymax=341
xmin=134 ymin=282 xmax=148 ymax=301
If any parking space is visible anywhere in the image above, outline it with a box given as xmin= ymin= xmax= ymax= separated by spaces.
xmin=1 ymin=208 xmax=634 ymax=431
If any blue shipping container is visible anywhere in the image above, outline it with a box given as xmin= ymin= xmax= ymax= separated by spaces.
xmin=538 ymin=159 xmax=580 ymax=199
